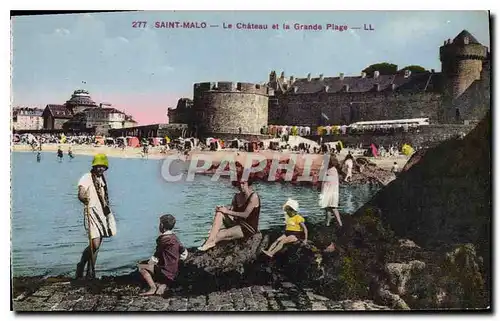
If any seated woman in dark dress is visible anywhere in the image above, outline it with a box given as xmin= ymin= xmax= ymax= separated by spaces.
xmin=198 ymin=175 xmax=261 ymax=252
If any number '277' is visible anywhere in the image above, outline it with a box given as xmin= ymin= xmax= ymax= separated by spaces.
xmin=132 ymin=21 xmax=147 ymax=28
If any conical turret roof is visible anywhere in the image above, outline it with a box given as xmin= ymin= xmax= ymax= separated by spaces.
xmin=453 ymin=30 xmax=481 ymax=45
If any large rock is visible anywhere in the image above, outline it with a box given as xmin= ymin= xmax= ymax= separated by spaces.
xmin=343 ymin=113 xmax=491 ymax=309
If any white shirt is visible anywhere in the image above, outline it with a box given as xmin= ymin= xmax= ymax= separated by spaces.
xmin=78 ymin=173 xmax=106 ymax=209
xmin=345 ymin=158 xmax=354 ymax=169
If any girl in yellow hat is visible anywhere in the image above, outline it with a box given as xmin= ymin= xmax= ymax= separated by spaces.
xmin=262 ymin=198 xmax=308 ymax=258
xmin=75 ymin=153 xmax=117 ymax=279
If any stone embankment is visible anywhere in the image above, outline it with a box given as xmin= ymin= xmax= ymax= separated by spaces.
xmin=12 ymin=276 xmax=389 ymax=312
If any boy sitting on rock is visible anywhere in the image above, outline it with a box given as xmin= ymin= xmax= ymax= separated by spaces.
xmin=138 ymin=214 xmax=188 ymax=296
xmin=262 ymin=199 xmax=308 ymax=258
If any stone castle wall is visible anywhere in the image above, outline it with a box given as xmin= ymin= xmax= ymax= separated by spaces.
xmin=269 ymin=91 xmax=442 ymax=126
xmin=193 ymin=82 xmax=269 ymax=135
xmin=308 ymin=124 xmax=475 ymax=148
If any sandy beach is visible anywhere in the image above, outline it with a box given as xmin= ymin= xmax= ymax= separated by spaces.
xmin=11 ymin=144 xmax=410 ymax=171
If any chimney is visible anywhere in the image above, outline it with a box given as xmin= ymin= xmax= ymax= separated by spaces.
xmin=293 ymin=86 xmax=299 ymax=93
xmin=361 ymin=72 xmax=367 ymax=78
xmin=443 ymin=40 xmax=447 ymax=46
xmin=319 ymin=74 xmax=324 ymax=81
xmin=343 ymin=84 xmax=350 ymax=92
xmin=373 ymin=84 xmax=380 ymax=92
xmin=391 ymin=83 xmax=396 ymax=91
xmin=404 ymin=70 xmax=411 ymax=78
xmin=447 ymin=38 xmax=451 ymax=44
xmin=464 ymin=36 xmax=469 ymax=45
xmin=339 ymin=73 xmax=345 ymax=80
xmin=307 ymin=73 xmax=311 ymax=81
xmin=374 ymin=70 xmax=380 ymax=78
xmin=280 ymin=71 xmax=285 ymax=79
xmin=289 ymin=76 xmax=295 ymax=84
xmin=324 ymin=85 xmax=329 ymax=92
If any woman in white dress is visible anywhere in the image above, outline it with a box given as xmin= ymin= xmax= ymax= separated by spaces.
xmin=319 ymin=156 xmax=343 ymax=228
xmin=76 ymin=154 xmax=117 ymax=279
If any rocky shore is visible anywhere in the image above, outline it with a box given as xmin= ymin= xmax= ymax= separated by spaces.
xmin=12 ymin=275 xmax=390 ymax=311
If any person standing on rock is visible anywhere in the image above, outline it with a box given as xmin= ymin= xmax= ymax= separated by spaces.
xmin=343 ymin=153 xmax=354 ymax=183
xmin=198 ymin=174 xmax=261 ymax=252
xmin=75 ymin=154 xmax=117 ymax=279
xmin=319 ymin=156 xmax=343 ymax=229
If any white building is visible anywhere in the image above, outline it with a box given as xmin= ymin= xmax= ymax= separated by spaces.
xmin=13 ymin=107 xmax=44 ymax=130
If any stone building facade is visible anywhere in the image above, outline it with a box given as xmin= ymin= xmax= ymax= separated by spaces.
xmin=12 ymin=107 xmax=44 ymax=130
xmin=168 ymin=30 xmax=490 ymax=135
xmin=41 ymin=89 xmax=137 ymax=133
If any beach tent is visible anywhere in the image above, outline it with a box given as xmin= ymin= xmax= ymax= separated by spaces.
xmin=298 ymin=126 xmax=305 ymax=136
xmin=105 ymin=137 xmax=115 ymax=146
xmin=116 ymin=137 xmax=126 ymax=146
xmin=401 ymin=144 xmax=414 ymax=156
xmin=95 ymin=136 xmax=105 ymax=145
xmin=325 ymin=126 xmax=332 ymax=135
xmin=165 ymin=136 xmax=171 ymax=144
xmin=370 ymin=143 xmax=379 ymax=158
xmin=305 ymin=127 xmax=311 ymax=135
xmin=209 ymin=140 xmax=222 ymax=151
xmin=290 ymin=126 xmax=298 ymax=136
xmin=127 ymin=136 xmax=140 ymax=148
xmin=60 ymin=134 xmax=67 ymax=144
xmin=149 ymin=137 xmax=161 ymax=146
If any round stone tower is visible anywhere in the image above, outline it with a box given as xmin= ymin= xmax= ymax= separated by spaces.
xmin=192 ymin=81 xmax=269 ymax=136
xmin=440 ymin=30 xmax=488 ymax=99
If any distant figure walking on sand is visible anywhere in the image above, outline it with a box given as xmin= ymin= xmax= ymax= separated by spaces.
xmin=198 ymin=173 xmax=260 ymax=252
xmin=343 ymin=153 xmax=354 ymax=183
xmin=57 ymin=146 xmax=63 ymax=162
xmin=76 ymin=154 xmax=117 ymax=279
xmin=68 ymin=146 xmax=74 ymax=159
xmin=36 ymin=151 xmax=41 ymax=163
xmin=142 ymin=144 xmax=149 ymax=159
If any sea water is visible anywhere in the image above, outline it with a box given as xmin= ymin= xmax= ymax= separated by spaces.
xmin=11 ymin=151 xmax=380 ymax=277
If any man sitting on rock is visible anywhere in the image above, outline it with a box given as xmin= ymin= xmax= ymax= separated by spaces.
xmin=198 ymin=173 xmax=261 ymax=252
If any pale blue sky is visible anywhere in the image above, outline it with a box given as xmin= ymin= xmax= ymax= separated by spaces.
xmin=11 ymin=11 xmax=490 ymax=124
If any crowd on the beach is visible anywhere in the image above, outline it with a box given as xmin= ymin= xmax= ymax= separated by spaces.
xmin=75 ymin=148 xmax=368 ymax=296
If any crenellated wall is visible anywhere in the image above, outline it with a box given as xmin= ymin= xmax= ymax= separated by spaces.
xmin=269 ymin=91 xmax=442 ymax=126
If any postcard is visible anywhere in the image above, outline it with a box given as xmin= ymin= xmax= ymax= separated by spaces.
xmin=10 ymin=10 xmax=491 ymax=312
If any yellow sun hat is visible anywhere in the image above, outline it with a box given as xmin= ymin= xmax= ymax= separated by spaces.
xmin=92 ymin=153 xmax=109 ymax=169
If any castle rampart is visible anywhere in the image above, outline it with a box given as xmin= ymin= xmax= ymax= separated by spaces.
xmin=192 ymin=81 xmax=269 ymax=135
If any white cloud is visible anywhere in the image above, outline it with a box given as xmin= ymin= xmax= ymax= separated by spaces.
xmin=54 ymin=28 xmax=70 ymax=36
xmin=117 ymin=36 xmax=129 ymax=43
xmin=161 ymin=65 xmax=174 ymax=72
